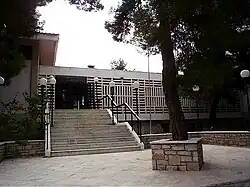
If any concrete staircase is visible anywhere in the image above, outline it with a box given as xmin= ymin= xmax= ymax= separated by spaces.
xmin=51 ymin=109 xmax=142 ymax=157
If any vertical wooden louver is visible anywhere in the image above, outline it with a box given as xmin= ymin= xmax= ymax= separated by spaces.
xmin=38 ymin=73 xmax=241 ymax=118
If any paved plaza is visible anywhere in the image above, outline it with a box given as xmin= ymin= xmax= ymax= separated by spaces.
xmin=0 ymin=145 xmax=250 ymax=186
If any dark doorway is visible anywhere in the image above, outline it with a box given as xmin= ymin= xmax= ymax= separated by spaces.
xmin=55 ymin=76 xmax=89 ymax=109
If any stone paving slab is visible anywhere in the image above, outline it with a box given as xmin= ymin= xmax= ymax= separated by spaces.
xmin=0 ymin=145 xmax=250 ymax=187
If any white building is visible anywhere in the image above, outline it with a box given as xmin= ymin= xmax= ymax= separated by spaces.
xmin=0 ymin=33 xmax=59 ymax=104
xmin=0 ymin=33 xmax=243 ymax=133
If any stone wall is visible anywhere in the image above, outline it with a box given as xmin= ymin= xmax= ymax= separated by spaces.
xmin=151 ymin=138 xmax=204 ymax=171
xmin=0 ymin=142 xmax=5 ymax=162
xmin=142 ymin=131 xmax=250 ymax=148
xmin=0 ymin=140 xmax=44 ymax=162
xmin=190 ymin=131 xmax=250 ymax=147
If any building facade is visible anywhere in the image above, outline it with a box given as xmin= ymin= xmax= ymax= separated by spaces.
xmin=38 ymin=65 xmax=243 ymax=132
xmin=0 ymin=33 xmax=244 ymax=133
xmin=0 ymin=33 xmax=59 ymax=104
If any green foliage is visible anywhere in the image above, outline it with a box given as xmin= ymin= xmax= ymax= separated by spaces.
xmin=174 ymin=1 xmax=250 ymax=112
xmin=0 ymin=0 xmax=53 ymax=84
xmin=68 ymin=0 xmax=104 ymax=11
xmin=110 ymin=58 xmax=127 ymax=71
xmin=104 ymin=0 xmax=250 ymax=134
xmin=0 ymin=93 xmax=42 ymax=142
xmin=0 ymin=0 xmax=103 ymax=83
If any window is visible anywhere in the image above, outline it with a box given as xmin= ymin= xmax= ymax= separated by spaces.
xmin=19 ymin=45 xmax=33 ymax=60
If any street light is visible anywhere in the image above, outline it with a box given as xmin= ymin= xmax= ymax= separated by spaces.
xmin=193 ymin=85 xmax=200 ymax=131
xmin=240 ymin=69 xmax=250 ymax=127
xmin=48 ymin=75 xmax=56 ymax=127
xmin=94 ymin=77 xmax=99 ymax=109
xmin=132 ymin=81 xmax=140 ymax=116
xmin=147 ymin=49 xmax=152 ymax=134
xmin=109 ymin=80 xmax=115 ymax=124
xmin=0 ymin=76 xmax=4 ymax=85
xmin=48 ymin=75 xmax=56 ymax=85
xmin=39 ymin=77 xmax=47 ymax=129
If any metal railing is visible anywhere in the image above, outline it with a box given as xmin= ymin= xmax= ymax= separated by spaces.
xmin=96 ymin=95 xmax=142 ymax=142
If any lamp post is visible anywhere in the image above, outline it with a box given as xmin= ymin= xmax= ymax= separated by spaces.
xmin=132 ymin=81 xmax=140 ymax=116
xmin=109 ymin=80 xmax=115 ymax=124
xmin=240 ymin=69 xmax=250 ymax=127
xmin=193 ymin=85 xmax=200 ymax=131
xmin=39 ymin=77 xmax=47 ymax=129
xmin=0 ymin=76 xmax=4 ymax=85
xmin=48 ymin=75 xmax=56 ymax=127
xmin=147 ymin=49 xmax=152 ymax=134
xmin=94 ymin=77 xmax=99 ymax=109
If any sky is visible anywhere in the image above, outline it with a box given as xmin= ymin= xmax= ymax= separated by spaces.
xmin=38 ymin=0 xmax=162 ymax=73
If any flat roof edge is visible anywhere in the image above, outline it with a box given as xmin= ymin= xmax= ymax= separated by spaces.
xmin=32 ymin=33 xmax=59 ymax=41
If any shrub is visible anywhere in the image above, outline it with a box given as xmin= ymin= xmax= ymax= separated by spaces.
xmin=0 ymin=93 xmax=43 ymax=141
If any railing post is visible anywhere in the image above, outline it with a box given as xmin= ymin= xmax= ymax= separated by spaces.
xmin=111 ymin=100 xmax=114 ymax=124
xmin=111 ymin=90 xmax=115 ymax=124
xmin=137 ymin=119 xmax=139 ymax=136
xmin=50 ymin=84 xmax=54 ymax=127
xmin=125 ymin=106 xmax=127 ymax=121
xmin=136 ymin=88 xmax=139 ymax=116
xmin=109 ymin=81 xmax=115 ymax=124
xmin=94 ymin=77 xmax=99 ymax=109
xmin=45 ymin=102 xmax=51 ymax=157
xmin=47 ymin=75 xmax=56 ymax=127
xmin=139 ymin=120 xmax=142 ymax=142
xmin=41 ymin=85 xmax=45 ymax=130
xmin=108 ymin=99 xmax=109 ymax=108
xmin=92 ymin=83 xmax=95 ymax=109
xmin=116 ymin=107 xmax=119 ymax=122
xmin=131 ymin=112 xmax=133 ymax=131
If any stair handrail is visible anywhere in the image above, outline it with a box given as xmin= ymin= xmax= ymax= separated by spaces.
xmin=96 ymin=94 xmax=117 ymax=107
xmin=115 ymin=102 xmax=141 ymax=120
xmin=96 ymin=94 xmax=142 ymax=142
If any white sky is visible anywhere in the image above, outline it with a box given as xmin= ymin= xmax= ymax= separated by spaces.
xmin=38 ymin=0 xmax=162 ymax=73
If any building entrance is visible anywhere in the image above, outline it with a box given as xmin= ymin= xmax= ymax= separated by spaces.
xmin=55 ymin=76 xmax=90 ymax=109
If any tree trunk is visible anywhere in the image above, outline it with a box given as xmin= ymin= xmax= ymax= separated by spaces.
xmin=208 ymin=92 xmax=220 ymax=130
xmin=158 ymin=3 xmax=188 ymax=140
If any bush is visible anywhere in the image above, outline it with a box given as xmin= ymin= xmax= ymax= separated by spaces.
xmin=0 ymin=93 xmax=43 ymax=141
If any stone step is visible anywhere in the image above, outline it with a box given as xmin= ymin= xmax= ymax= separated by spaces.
xmin=54 ymin=118 xmax=112 ymax=124
xmin=51 ymin=139 xmax=136 ymax=147
xmin=53 ymin=112 xmax=110 ymax=116
xmin=53 ymin=116 xmax=111 ymax=120
xmin=51 ymin=130 xmax=128 ymax=135
xmin=51 ymin=126 xmax=127 ymax=132
xmin=51 ymin=133 xmax=130 ymax=137
xmin=55 ymin=109 xmax=107 ymax=111
xmin=51 ymin=145 xmax=141 ymax=157
xmin=53 ymin=115 xmax=110 ymax=118
xmin=51 ymin=129 xmax=131 ymax=134
xmin=51 ymin=136 xmax=135 ymax=143
xmin=51 ymin=125 xmax=122 ymax=129
xmin=51 ymin=132 xmax=131 ymax=138
xmin=53 ymin=123 xmax=113 ymax=127
xmin=54 ymin=115 xmax=112 ymax=120
xmin=51 ymin=126 xmax=118 ymax=130
xmin=51 ymin=141 xmax=138 ymax=151
xmin=51 ymin=126 xmax=128 ymax=133
xmin=53 ymin=121 xmax=112 ymax=125
xmin=52 ymin=125 xmax=115 ymax=129
xmin=51 ymin=126 xmax=128 ymax=132
xmin=53 ymin=122 xmax=112 ymax=125
xmin=51 ymin=127 xmax=126 ymax=131
xmin=54 ymin=110 xmax=108 ymax=115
